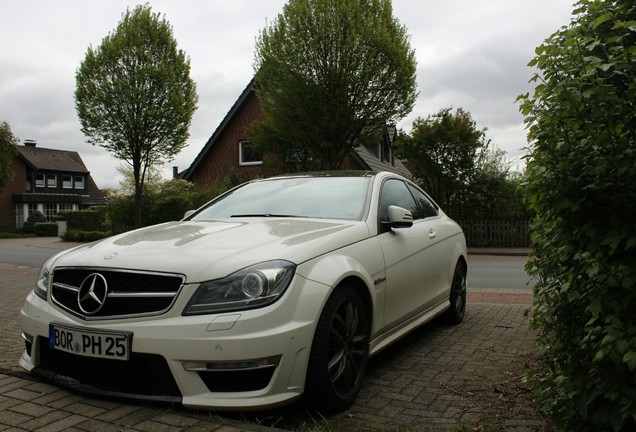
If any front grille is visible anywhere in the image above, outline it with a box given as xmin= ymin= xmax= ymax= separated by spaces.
xmin=37 ymin=337 xmax=181 ymax=400
xmin=51 ymin=267 xmax=185 ymax=320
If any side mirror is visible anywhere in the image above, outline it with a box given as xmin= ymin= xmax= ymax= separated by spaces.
xmin=385 ymin=205 xmax=413 ymax=229
xmin=183 ymin=210 xmax=195 ymax=220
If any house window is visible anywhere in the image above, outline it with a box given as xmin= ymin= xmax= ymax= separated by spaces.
xmin=44 ymin=204 xmax=58 ymax=221
xmin=16 ymin=205 xmax=25 ymax=229
xmin=35 ymin=173 xmax=45 ymax=188
xmin=74 ymin=176 xmax=85 ymax=189
xmin=62 ymin=175 xmax=73 ymax=189
xmin=46 ymin=174 xmax=57 ymax=188
xmin=27 ymin=204 xmax=40 ymax=220
xmin=239 ymin=141 xmax=263 ymax=166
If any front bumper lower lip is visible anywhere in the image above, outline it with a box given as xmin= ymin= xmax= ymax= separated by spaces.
xmin=32 ymin=367 xmax=183 ymax=404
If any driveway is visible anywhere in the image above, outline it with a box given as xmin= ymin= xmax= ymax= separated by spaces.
xmin=0 ymin=239 xmax=547 ymax=431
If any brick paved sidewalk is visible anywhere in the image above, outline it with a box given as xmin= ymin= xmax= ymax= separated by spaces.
xmin=0 ymin=263 xmax=545 ymax=432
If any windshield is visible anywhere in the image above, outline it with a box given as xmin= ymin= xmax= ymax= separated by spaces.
xmin=191 ymin=176 xmax=371 ymax=221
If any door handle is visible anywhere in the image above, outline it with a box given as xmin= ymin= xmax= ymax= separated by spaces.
xmin=428 ymin=229 xmax=437 ymax=240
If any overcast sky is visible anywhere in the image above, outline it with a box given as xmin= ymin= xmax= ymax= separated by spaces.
xmin=0 ymin=0 xmax=576 ymax=189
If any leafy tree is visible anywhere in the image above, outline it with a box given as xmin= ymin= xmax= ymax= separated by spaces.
xmin=0 ymin=121 xmax=18 ymax=195
xmin=518 ymin=0 xmax=636 ymax=430
xmin=75 ymin=4 xmax=198 ymax=227
xmin=116 ymin=163 xmax=163 ymax=196
xmin=397 ymin=107 xmax=488 ymax=218
xmin=464 ymin=147 xmax=528 ymax=221
xmin=252 ymin=0 xmax=417 ymax=170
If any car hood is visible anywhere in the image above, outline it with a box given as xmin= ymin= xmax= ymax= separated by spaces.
xmin=50 ymin=218 xmax=369 ymax=283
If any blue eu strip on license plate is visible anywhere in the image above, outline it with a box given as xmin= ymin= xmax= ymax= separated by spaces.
xmin=49 ymin=323 xmax=131 ymax=361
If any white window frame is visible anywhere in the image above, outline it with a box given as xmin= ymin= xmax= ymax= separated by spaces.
xmin=62 ymin=175 xmax=73 ymax=189
xmin=239 ymin=141 xmax=263 ymax=166
xmin=46 ymin=174 xmax=57 ymax=188
xmin=35 ymin=173 xmax=45 ymax=188
xmin=74 ymin=176 xmax=85 ymax=190
xmin=43 ymin=203 xmax=58 ymax=221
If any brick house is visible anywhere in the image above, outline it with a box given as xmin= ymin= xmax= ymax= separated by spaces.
xmin=181 ymin=79 xmax=411 ymax=186
xmin=0 ymin=140 xmax=106 ymax=230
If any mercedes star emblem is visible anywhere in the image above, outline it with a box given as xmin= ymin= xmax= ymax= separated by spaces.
xmin=78 ymin=273 xmax=109 ymax=315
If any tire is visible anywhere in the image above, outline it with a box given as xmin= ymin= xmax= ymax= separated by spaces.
xmin=443 ymin=261 xmax=467 ymax=324
xmin=305 ymin=285 xmax=370 ymax=413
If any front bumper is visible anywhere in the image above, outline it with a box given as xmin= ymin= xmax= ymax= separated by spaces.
xmin=19 ymin=274 xmax=331 ymax=410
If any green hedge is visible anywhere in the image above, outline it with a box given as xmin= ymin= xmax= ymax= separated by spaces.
xmin=57 ymin=207 xmax=107 ymax=232
xmin=518 ymin=1 xmax=636 ymax=430
xmin=61 ymin=229 xmax=110 ymax=243
xmin=34 ymin=222 xmax=58 ymax=237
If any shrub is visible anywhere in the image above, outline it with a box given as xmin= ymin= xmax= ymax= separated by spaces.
xmin=62 ymin=229 xmax=110 ymax=243
xmin=23 ymin=210 xmax=47 ymax=233
xmin=518 ymin=1 xmax=636 ymax=430
xmin=60 ymin=207 xmax=108 ymax=231
xmin=34 ymin=222 xmax=58 ymax=237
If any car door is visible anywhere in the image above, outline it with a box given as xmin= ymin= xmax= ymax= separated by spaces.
xmin=377 ymin=179 xmax=447 ymax=330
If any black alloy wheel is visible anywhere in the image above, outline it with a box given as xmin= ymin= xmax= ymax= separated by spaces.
xmin=443 ymin=261 xmax=467 ymax=324
xmin=305 ymin=285 xmax=369 ymax=413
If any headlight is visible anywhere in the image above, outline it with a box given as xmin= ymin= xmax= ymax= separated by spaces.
xmin=183 ymin=260 xmax=296 ymax=315
xmin=34 ymin=266 xmax=51 ymax=300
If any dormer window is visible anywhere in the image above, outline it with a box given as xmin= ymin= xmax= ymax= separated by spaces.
xmin=46 ymin=174 xmax=57 ymax=188
xmin=35 ymin=173 xmax=45 ymax=188
xmin=62 ymin=175 xmax=73 ymax=189
xmin=74 ymin=176 xmax=85 ymax=190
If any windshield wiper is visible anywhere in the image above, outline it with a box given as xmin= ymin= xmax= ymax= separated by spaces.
xmin=230 ymin=213 xmax=299 ymax=218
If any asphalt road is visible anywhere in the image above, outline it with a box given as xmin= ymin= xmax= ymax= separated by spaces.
xmin=0 ymin=240 xmax=60 ymax=268
xmin=467 ymin=254 xmax=535 ymax=291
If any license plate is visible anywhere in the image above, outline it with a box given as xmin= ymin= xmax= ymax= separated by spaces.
xmin=49 ymin=323 xmax=131 ymax=361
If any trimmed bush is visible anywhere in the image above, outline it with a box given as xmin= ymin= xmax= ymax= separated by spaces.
xmin=59 ymin=207 xmax=107 ymax=232
xmin=61 ymin=229 xmax=110 ymax=243
xmin=23 ymin=210 xmax=47 ymax=233
xmin=33 ymin=222 xmax=58 ymax=237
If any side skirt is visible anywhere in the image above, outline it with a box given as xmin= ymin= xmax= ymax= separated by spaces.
xmin=368 ymin=299 xmax=450 ymax=357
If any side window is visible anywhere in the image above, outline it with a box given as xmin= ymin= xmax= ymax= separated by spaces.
xmin=379 ymin=179 xmax=418 ymax=221
xmin=407 ymin=184 xmax=439 ymax=219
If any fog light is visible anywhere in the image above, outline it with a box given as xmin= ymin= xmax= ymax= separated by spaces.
xmin=182 ymin=355 xmax=281 ymax=372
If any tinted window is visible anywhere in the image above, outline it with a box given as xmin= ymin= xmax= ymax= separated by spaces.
xmin=407 ymin=184 xmax=438 ymax=219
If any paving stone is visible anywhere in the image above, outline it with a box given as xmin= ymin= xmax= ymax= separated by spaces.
xmin=0 ymin=253 xmax=550 ymax=431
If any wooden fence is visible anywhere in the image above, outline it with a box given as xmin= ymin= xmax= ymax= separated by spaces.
xmin=458 ymin=220 xmax=530 ymax=248
xmin=112 ymin=224 xmax=135 ymax=235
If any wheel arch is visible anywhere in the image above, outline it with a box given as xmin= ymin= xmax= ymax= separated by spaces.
xmin=335 ymin=275 xmax=374 ymax=333
xmin=457 ymin=254 xmax=468 ymax=276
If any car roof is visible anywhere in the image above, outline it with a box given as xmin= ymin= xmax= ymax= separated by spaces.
xmin=266 ymin=170 xmax=377 ymax=180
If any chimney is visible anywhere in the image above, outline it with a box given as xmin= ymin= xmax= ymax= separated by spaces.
xmin=24 ymin=139 xmax=37 ymax=147
xmin=173 ymin=166 xmax=179 ymax=179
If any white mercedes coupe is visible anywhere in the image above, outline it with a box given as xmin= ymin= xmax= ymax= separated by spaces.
xmin=19 ymin=171 xmax=467 ymax=413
